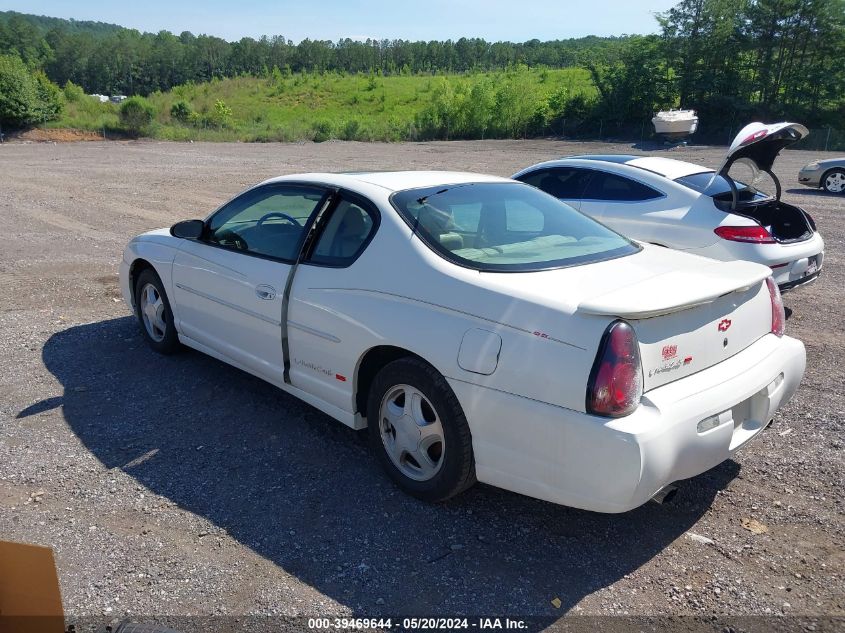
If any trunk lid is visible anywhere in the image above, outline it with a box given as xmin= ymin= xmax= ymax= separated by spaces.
xmin=719 ymin=121 xmax=809 ymax=175
xmin=574 ymin=255 xmax=774 ymax=392
xmin=715 ymin=122 xmax=809 ymax=206
xmin=577 ymin=259 xmax=768 ymax=319
xmin=473 ymin=245 xmax=776 ymax=394
xmin=631 ymin=281 xmax=773 ymax=391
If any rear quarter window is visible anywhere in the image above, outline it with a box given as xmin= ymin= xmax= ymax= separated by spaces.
xmin=517 ymin=167 xmax=592 ymax=199
xmin=582 ymin=171 xmax=663 ymax=201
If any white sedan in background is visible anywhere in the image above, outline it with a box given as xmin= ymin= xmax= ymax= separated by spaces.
xmin=513 ymin=122 xmax=824 ymax=292
xmin=120 ymin=171 xmax=805 ymax=513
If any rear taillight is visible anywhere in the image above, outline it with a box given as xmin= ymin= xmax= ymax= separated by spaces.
xmin=586 ymin=321 xmax=643 ymax=417
xmin=767 ymin=276 xmax=785 ymax=337
xmin=714 ymin=226 xmax=776 ymax=244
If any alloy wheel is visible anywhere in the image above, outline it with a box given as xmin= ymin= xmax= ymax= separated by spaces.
xmin=378 ymin=384 xmax=445 ymax=482
xmin=824 ymin=171 xmax=845 ymax=193
xmin=139 ymin=282 xmax=167 ymax=342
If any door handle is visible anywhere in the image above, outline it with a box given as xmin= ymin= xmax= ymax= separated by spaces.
xmin=255 ymin=284 xmax=277 ymax=300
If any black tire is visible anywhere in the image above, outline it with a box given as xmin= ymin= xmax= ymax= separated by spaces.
xmin=367 ymin=356 xmax=476 ymax=502
xmin=822 ymin=168 xmax=845 ymax=194
xmin=134 ymin=268 xmax=180 ymax=354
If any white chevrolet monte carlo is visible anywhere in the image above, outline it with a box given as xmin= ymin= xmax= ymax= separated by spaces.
xmin=513 ymin=122 xmax=825 ymax=292
xmin=120 ymin=170 xmax=806 ymax=512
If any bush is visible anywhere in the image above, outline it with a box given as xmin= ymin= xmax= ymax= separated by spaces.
xmin=187 ymin=111 xmax=205 ymax=127
xmin=340 ymin=119 xmax=361 ymax=140
xmin=170 ymin=100 xmax=193 ymax=123
xmin=32 ymin=71 xmax=64 ymax=122
xmin=311 ymin=120 xmax=333 ymax=142
xmin=63 ymin=80 xmax=85 ymax=103
xmin=120 ymin=96 xmax=156 ymax=135
xmin=211 ymin=99 xmax=232 ymax=127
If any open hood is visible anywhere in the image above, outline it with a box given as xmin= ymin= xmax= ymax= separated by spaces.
xmin=714 ymin=122 xmax=808 ymax=206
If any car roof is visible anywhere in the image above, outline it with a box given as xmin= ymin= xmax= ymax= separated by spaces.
xmin=520 ymin=155 xmax=712 ymax=181
xmin=261 ymin=171 xmax=512 ymax=193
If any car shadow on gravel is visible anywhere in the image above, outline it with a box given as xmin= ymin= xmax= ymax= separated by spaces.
xmin=42 ymin=317 xmax=739 ymax=621
xmin=784 ymin=187 xmax=843 ymax=199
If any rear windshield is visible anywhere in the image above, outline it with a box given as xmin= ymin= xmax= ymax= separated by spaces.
xmin=675 ymin=172 xmax=767 ymax=203
xmin=390 ymin=182 xmax=639 ymax=272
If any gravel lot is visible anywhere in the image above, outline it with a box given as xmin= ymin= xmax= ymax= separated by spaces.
xmin=0 ymin=139 xmax=843 ymax=627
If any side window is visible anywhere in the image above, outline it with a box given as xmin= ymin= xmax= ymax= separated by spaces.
xmin=207 ymin=185 xmax=326 ymax=260
xmin=582 ymin=171 xmax=662 ymax=201
xmin=518 ymin=168 xmax=592 ymax=199
xmin=309 ymin=196 xmax=377 ymax=266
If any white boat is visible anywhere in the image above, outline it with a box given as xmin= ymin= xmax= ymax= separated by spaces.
xmin=652 ymin=109 xmax=699 ymax=140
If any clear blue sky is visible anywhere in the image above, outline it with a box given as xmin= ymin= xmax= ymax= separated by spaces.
xmin=2 ymin=0 xmax=679 ymax=42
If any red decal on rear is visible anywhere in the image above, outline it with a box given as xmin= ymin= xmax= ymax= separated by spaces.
xmin=683 ymin=356 xmax=693 ymax=365
xmin=335 ymin=374 xmax=347 ymax=382
xmin=718 ymin=319 xmax=732 ymax=332
xmin=662 ymin=344 xmax=677 ymax=360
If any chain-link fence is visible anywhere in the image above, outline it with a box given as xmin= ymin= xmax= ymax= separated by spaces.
xmin=791 ymin=127 xmax=845 ymax=152
xmin=558 ymin=119 xmax=845 ymax=152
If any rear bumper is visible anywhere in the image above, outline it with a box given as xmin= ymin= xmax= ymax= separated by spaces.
xmin=771 ymin=246 xmax=824 ymax=290
xmin=690 ymin=233 xmax=824 ymax=290
xmin=779 ymin=268 xmax=821 ymax=292
xmin=451 ymin=333 xmax=805 ymax=513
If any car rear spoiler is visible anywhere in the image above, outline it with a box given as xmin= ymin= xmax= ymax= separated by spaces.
xmin=577 ymin=260 xmax=771 ymax=319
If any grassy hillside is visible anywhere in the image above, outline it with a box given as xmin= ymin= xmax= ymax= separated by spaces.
xmin=48 ymin=67 xmax=596 ymax=142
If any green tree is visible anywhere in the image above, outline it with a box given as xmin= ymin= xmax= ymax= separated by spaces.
xmin=0 ymin=54 xmax=63 ymax=127
xmin=31 ymin=69 xmax=63 ymax=122
xmin=0 ymin=53 xmax=37 ymax=126
xmin=63 ymin=79 xmax=85 ymax=101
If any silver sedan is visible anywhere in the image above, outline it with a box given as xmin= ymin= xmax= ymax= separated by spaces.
xmin=798 ymin=157 xmax=845 ymax=193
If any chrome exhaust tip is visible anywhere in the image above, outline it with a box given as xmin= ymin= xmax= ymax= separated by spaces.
xmin=651 ymin=483 xmax=679 ymax=505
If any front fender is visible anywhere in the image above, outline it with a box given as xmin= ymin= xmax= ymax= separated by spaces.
xmin=121 ymin=231 xmax=183 ymax=317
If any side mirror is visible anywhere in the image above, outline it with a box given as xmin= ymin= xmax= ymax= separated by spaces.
xmin=170 ymin=219 xmax=205 ymax=240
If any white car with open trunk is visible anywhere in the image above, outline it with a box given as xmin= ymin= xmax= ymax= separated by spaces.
xmin=120 ymin=170 xmax=806 ymax=512
xmin=513 ymin=122 xmax=824 ymax=292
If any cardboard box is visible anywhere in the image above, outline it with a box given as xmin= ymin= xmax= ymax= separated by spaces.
xmin=0 ymin=540 xmax=64 ymax=633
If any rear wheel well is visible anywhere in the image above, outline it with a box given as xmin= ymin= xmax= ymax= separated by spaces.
xmin=355 ymin=346 xmax=425 ymax=417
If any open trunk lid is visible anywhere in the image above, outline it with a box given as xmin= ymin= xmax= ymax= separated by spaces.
xmin=707 ymin=122 xmax=815 ymax=243
xmin=577 ymin=258 xmax=775 ymax=392
xmin=715 ymin=122 xmax=809 ymax=206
